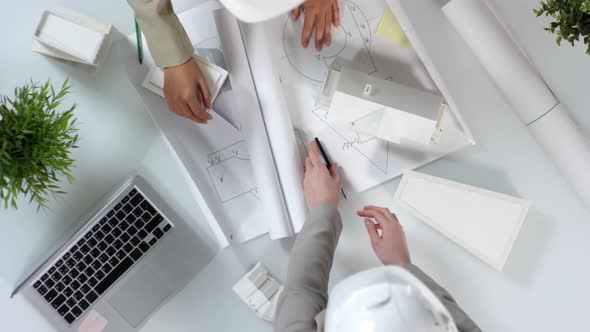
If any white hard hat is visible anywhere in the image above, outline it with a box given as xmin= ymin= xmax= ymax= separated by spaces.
xmin=325 ymin=266 xmax=458 ymax=332
xmin=218 ymin=0 xmax=304 ymax=22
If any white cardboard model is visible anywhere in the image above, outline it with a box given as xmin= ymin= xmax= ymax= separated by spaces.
xmin=394 ymin=171 xmax=530 ymax=271
xmin=233 ymin=262 xmax=284 ymax=321
xmin=33 ymin=7 xmax=114 ymax=66
xmin=320 ymin=66 xmax=446 ymax=145
xmin=142 ymin=55 xmax=228 ymax=103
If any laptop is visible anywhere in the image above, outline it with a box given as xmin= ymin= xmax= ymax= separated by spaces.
xmin=11 ymin=175 xmax=215 ymax=331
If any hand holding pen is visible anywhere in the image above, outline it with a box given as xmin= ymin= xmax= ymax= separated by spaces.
xmin=314 ymin=138 xmax=347 ymax=200
xmin=303 ymin=140 xmax=342 ymax=209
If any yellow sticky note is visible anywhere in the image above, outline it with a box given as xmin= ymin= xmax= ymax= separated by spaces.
xmin=376 ymin=7 xmax=411 ymax=48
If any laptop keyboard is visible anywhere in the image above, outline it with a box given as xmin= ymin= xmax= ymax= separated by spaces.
xmin=31 ymin=188 xmax=173 ymax=325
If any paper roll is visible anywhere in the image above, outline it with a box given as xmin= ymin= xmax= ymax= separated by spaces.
xmin=443 ymin=0 xmax=590 ymax=208
xmin=241 ymin=22 xmax=308 ymax=236
xmin=442 ymin=0 xmax=556 ymax=124
xmin=528 ymin=105 xmax=590 ymax=207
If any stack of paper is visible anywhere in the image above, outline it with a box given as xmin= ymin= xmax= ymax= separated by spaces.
xmin=33 ymin=7 xmax=114 ymax=66
xmin=233 ymin=263 xmax=284 ymax=321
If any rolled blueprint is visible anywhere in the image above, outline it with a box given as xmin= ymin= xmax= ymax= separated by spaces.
xmin=528 ymin=105 xmax=590 ymax=206
xmin=241 ymin=22 xmax=308 ymax=236
xmin=215 ymin=10 xmax=292 ymax=240
xmin=443 ymin=0 xmax=590 ymax=208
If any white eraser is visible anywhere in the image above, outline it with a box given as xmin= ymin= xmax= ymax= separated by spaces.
xmin=34 ymin=10 xmax=106 ymax=64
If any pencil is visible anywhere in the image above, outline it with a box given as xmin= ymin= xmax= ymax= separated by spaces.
xmin=134 ymin=18 xmax=143 ymax=64
xmin=314 ymin=137 xmax=347 ymax=200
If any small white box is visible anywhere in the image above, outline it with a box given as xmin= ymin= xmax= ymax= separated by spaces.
xmin=33 ymin=8 xmax=114 ymax=66
xmin=142 ymin=55 xmax=229 ymax=103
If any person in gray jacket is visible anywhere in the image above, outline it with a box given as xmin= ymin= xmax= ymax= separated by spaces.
xmin=274 ymin=140 xmax=481 ymax=332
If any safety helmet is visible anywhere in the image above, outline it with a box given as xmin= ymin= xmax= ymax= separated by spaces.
xmin=325 ymin=266 xmax=458 ymax=332
xmin=218 ymin=0 xmax=304 ymax=22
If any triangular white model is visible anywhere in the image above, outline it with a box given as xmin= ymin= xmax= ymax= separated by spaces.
xmin=394 ymin=171 xmax=530 ymax=271
xmin=142 ymin=55 xmax=228 ymax=103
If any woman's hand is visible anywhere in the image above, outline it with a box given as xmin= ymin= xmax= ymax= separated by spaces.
xmin=163 ymin=57 xmax=212 ymax=124
xmin=357 ymin=206 xmax=411 ymax=266
xmin=303 ymin=140 xmax=341 ymax=209
xmin=291 ymin=0 xmax=341 ymax=51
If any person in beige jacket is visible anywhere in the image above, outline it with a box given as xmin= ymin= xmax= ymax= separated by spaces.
xmin=128 ymin=0 xmax=340 ymax=124
xmin=274 ymin=140 xmax=481 ymax=332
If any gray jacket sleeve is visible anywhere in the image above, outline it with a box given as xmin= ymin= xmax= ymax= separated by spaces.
xmin=274 ymin=204 xmax=342 ymax=332
xmin=273 ymin=204 xmax=480 ymax=332
xmin=404 ymin=264 xmax=482 ymax=332
xmin=127 ymin=0 xmax=194 ymax=68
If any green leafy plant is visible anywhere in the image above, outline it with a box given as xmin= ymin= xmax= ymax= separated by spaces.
xmin=534 ymin=0 xmax=590 ymax=54
xmin=0 ymin=80 xmax=79 ymax=211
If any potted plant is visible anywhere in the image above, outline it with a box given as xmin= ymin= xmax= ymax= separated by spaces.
xmin=0 ymin=80 xmax=80 ymax=210
xmin=534 ymin=0 xmax=590 ymax=54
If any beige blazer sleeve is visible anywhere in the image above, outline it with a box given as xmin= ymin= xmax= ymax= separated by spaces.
xmin=127 ymin=0 xmax=194 ymax=68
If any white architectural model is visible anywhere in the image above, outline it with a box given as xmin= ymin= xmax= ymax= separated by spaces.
xmin=143 ymin=55 xmax=228 ymax=103
xmin=233 ymin=263 xmax=284 ymax=321
xmin=320 ymin=66 xmax=446 ymax=145
xmin=33 ymin=7 xmax=114 ymax=66
xmin=394 ymin=171 xmax=530 ymax=271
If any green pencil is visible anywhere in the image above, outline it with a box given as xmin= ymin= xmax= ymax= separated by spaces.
xmin=134 ymin=18 xmax=143 ymax=64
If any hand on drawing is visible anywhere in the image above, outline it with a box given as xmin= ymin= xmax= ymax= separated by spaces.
xmin=291 ymin=0 xmax=341 ymax=51
xmin=163 ymin=57 xmax=212 ymax=124
xmin=357 ymin=206 xmax=411 ymax=266
xmin=303 ymin=140 xmax=341 ymax=209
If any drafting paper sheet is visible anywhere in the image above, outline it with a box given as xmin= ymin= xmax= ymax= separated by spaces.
xmin=394 ymin=171 xmax=530 ymax=271
xmin=249 ymin=0 xmax=475 ymax=192
xmin=120 ymin=2 xmax=268 ymax=247
xmin=443 ymin=0 xmax=590 ymax=209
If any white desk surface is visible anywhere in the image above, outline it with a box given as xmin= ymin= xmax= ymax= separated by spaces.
xmin=1 ymin=1 xmax=589 ymax=331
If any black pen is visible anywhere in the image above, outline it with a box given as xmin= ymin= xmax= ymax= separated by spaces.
xmin=314 ymin=137 xmax=347 ymax=200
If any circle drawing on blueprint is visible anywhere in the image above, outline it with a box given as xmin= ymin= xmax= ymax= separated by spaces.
xmin=283 ymin=0 xmax=374 ymax=82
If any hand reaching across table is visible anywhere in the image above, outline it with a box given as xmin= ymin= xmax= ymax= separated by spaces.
xmin=357 ymin=205 xmax=411 ymax=267
xmin=290 ymin=0 xmax=341 ymax=51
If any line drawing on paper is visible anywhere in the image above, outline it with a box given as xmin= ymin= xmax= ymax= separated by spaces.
xmin=207 ymin=140 xmax=258 ymax=203
xmin=282 ymin=0 xmax=376 ymax=82
xmin=311 ymin=108 xmax=390 ymax=174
